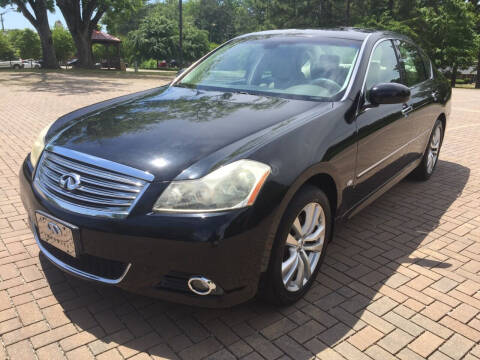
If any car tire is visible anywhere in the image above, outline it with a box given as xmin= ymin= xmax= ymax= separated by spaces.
xmin=260 ymin=184 xmax=332 ymax=306
xmin=13 ymin=64 xmax=20 ymax=70
xmin=411 ymin=119 xmax=444 ymax=181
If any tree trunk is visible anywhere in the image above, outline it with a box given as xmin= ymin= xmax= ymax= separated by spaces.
xmin=388 ymin=0 xmax=395 ymax=12
xmin=450 ymin=64 xmax=457 ymax=88
xmin=37 ymin=21 xmax=57 ymax=69
xmin=475 ymin=50 xmax=480 ymax=89
xmin=345 ymin=0 xmax=350 ymax=25
xmin=57 ymin=0 xmax=106 ymax=69
xmin=13 ymin=0 xmax=58 ymax=69
xmin=71 ymin=30 xmax=94 ymax=68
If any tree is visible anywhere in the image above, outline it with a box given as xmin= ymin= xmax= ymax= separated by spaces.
xmin=189 ymin=0 xmax=237 ymax=43
xmin=127 ymin=15 xmax=177 ymax=62
xmin=126 ymin=11 xmax=209 ymax=64
xmin=468 ymin=0 xmax=480 ymax=88
xmin=419 ymin=0 xmax=477 ymax=87
xmin=56 ymin=0 xmax=129 ymax=68
xmin=102 ymin=0 xmax=149 ymax=37
xmin=0 ymin=32 xmax=16 ymax=60
xmin=10 ymin=29 xmax=42 ymax=59
xmin=0 ymin=0 xmax=58 ymax=67
xmin=175 ymin=23 xmax=209 ymax=62
xmin=52 ymin=25 xmax=75 ymax=64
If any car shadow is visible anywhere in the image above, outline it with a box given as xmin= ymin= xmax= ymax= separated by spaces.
xmin=0 ymin=71 xmax=173 ymax=95
xmin=39 ymin=159 xmax=469 ymax=359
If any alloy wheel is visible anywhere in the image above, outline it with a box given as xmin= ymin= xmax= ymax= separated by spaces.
xmin=426 ymin=125 xmax=441 ymax=174
xmin=282 ymin=202 xmax=326 ymax=292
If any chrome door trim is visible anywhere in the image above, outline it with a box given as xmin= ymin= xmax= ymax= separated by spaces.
xmin=31 ymin=222 xmax=131 ymax=284
xmin=356 ymin=129 xmax=430 ymax=178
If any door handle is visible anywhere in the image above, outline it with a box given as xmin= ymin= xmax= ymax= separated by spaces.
xmin=401 ymin=104 xmax=413 ymax=117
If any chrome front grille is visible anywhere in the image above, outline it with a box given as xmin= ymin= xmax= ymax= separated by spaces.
xmin=34 ymin=147 xmax=153 ymax=218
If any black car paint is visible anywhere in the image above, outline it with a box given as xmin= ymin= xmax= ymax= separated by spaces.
xmin=20 ymin=29 xmax=452 ymax=307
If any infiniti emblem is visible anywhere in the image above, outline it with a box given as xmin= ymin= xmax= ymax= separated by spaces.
xmin=59 ymin=173 xmax=81 ymax=191
xmin=47 ymin=222 xmax=62 ymax=235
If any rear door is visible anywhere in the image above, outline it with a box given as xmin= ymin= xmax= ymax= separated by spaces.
xmin=353 ymin=39 xmax=411 ymax=202
xmin=394 ymin=40 xmax=437 ymax=160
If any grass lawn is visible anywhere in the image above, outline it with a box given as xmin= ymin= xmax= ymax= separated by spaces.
xmin=455 ymin=83 xmax=478 ymax=89
xmin=0 ymin=67 xmax=177 ymax=80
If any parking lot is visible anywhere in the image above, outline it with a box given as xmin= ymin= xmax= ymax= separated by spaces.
xmin=0 ymin=70 xmax=479 ymax=360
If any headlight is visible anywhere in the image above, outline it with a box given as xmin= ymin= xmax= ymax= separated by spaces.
xmin=30 ymin=122 xmax=53 ymax=168
xmin=153 ymin=159 xmax=271 ymax=212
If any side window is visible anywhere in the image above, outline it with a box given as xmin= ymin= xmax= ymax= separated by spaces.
xmin=364 ymin=40 xmax=401 ymax=93
xmin=396 ymin=41 xmax=427 ymax=87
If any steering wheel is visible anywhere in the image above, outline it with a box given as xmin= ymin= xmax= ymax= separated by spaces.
xmin=310 ymin=77 xmax=342 ymax=93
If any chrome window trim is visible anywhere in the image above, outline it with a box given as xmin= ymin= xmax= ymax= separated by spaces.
xmin=31 ymin=222 xmax=131 ymax=284
xmin=341 ymin=33 xmax=373 ymax=101
xmin=360 ymin=37 xmax=397 ymax=95
xmin=394 ymin=39 xmax=434 ymax=88
xmin=360 ymin=37 xmax=434 ymax=98
xmin=357 ymin=129 xmax=430 ymax=178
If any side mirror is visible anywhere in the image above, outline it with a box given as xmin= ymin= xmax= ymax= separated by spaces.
xmin=368 ymin=83 xmax=411 ymax=105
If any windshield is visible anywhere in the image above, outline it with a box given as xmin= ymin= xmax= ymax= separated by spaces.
xmin=176 ymin=35 xmax=362 ymax=101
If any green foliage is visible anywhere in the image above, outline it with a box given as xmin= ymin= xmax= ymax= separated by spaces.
xmin=127 ymin=16 xmax=177 ymax=62
xmin=127 ymin=13 xmax=210 ymax=63
xmin=174 ymin=24 xmax=210 ymax=62
xmin=189 ymin=0 xmax=236 ymax=43
xmin=139 ymin=58 xmax=158 ymax=69
xmin=356 ymin=14 xmax=419 ymax=42
xmin=8 ymin=29 xmax=42 ymax=59
xmin=102 ymin=0 xmax=151 ymax=37
xmin=209 ymin=42 xmax=219 ymax=51
xmin=419 ymin=0 xmax=478 ymax=70
xmin=92 ymin=43 xmax=118 ymax=62
xmin=52 ymin=26 xmax=75 ymax=63
xmin=0 ymin=32 xmax=17 ymax=60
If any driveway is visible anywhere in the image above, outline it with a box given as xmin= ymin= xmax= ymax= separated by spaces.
xmin=0 ymin=71 xmax=479 ymax=360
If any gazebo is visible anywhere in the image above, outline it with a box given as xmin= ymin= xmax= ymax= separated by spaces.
xmin=91 ymin=30 xmax=122 ymax=70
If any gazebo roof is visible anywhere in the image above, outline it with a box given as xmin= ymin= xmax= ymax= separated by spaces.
xmin=91 ymin=30 xmax=121 ymax=44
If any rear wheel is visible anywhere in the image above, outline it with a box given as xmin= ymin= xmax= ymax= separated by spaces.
xmin=411 ymin=119 xmax=443 ymax=180
xmin=12 ymin=64 xmax=20 ymax=70
xmin=261 ymin=185 xmax=332 ymax=305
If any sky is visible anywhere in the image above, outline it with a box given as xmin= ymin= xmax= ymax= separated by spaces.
xmin=0 ymin=5 xmax=66 ymax=30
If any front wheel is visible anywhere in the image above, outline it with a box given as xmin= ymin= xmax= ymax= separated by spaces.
xmin=260 ymin=185 xmax=332 ymax=305
xmin=411 ymin=119 xmax=443 ymax=180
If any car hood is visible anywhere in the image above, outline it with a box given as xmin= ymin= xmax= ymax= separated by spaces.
xmin=49 ymin=86 xmax=327 ymax=181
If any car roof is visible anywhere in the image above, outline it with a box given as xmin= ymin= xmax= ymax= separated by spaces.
xmin=235 ymin=28 xmax=404 ymax=42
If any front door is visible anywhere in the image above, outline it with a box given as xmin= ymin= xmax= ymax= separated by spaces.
xmin=353 ymin=39 xmax=412 ymax=203
xmin=395 ymin=40 xmax=437 ymax=162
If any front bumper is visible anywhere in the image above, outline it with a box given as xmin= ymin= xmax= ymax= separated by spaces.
xmin=20 ymin=157 xmax=275 ymax=307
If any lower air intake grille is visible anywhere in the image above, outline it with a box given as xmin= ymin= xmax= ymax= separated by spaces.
xmin=40 ymin=239 xmax=128 ymax=280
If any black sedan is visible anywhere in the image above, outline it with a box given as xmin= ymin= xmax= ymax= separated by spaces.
xmin=20 ymin=28 xmax=451 ymax=307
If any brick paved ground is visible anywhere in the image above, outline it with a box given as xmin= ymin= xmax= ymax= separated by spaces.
xmin=1 ymin=70 xmax=479 ymax=360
